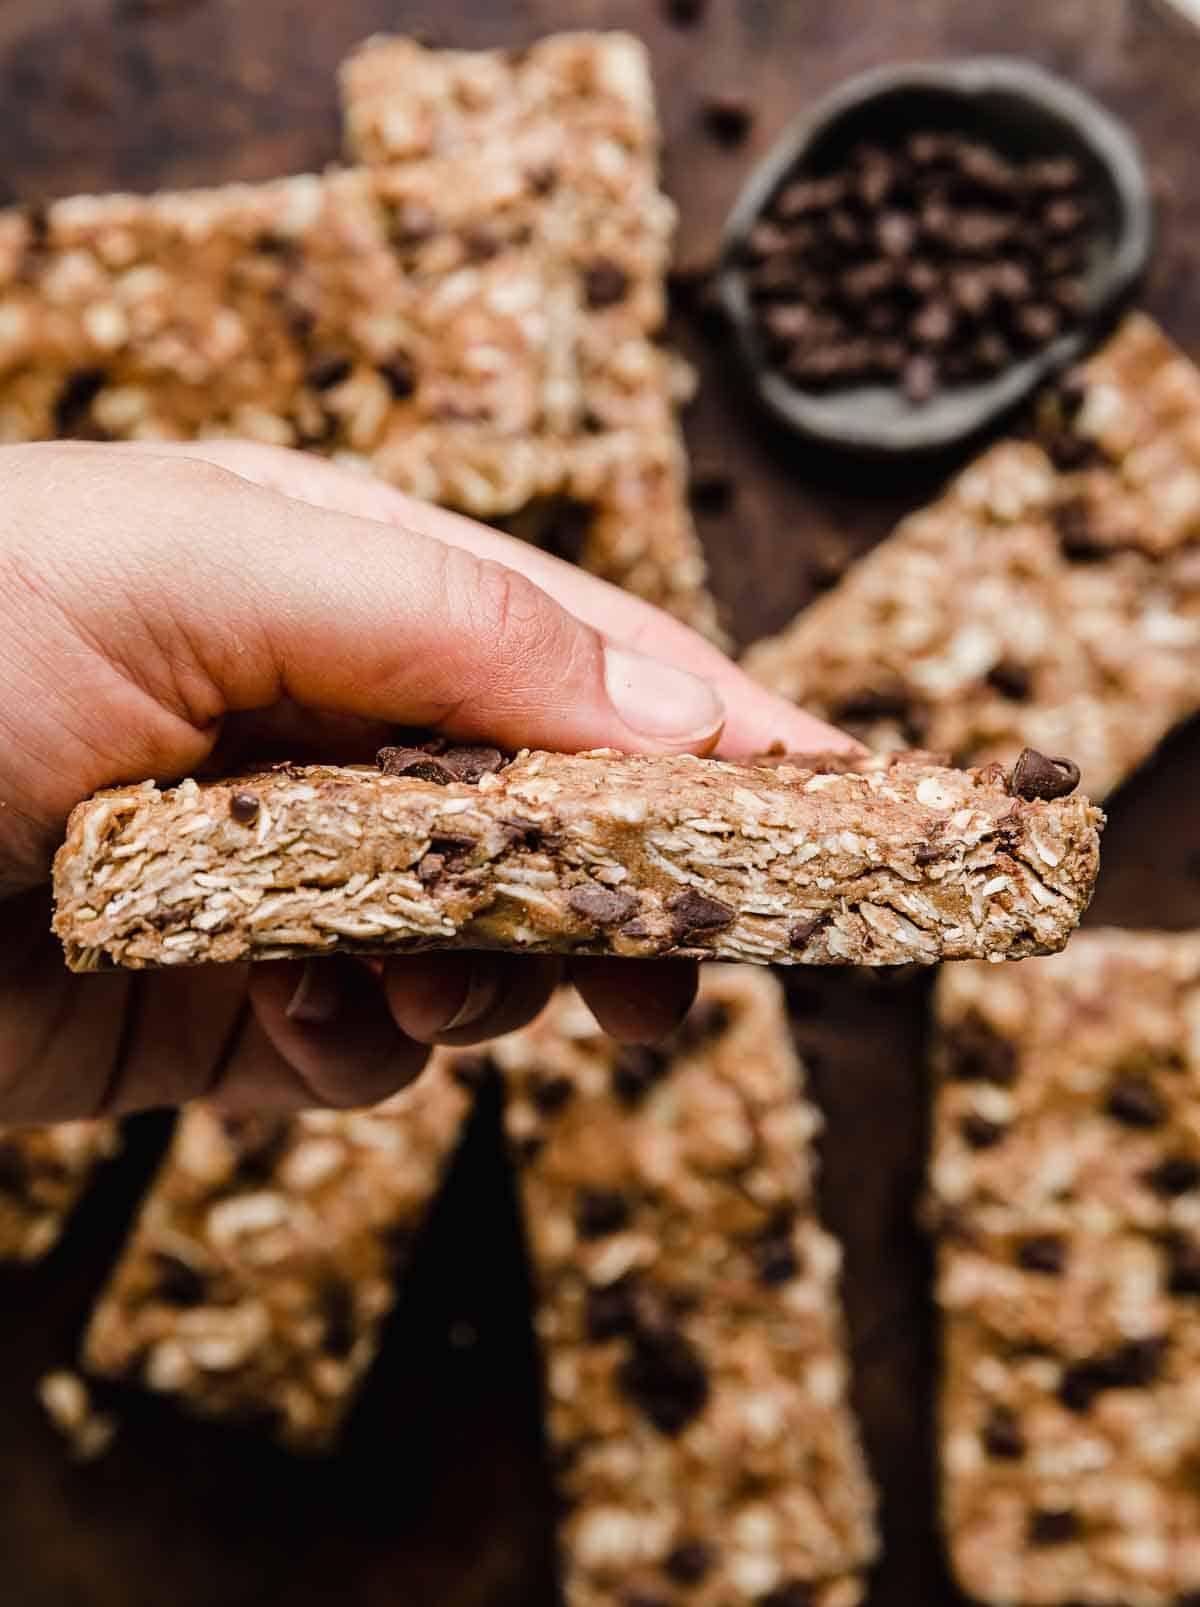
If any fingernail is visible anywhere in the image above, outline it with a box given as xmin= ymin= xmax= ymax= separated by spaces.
xmin=603 ymin=646 xmax=724 ymax=743
xmin=285 ymin=960 xmax=341 ymax=1026
xmin=437 ymin=965 xmax=502 ymax=1036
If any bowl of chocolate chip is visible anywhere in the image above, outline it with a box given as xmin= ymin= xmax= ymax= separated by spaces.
xmin=718 ymin=57 xmax=1151 ymax=455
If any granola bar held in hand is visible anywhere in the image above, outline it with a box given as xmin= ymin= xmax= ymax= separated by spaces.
xmin=52 ymin=746 xmax=1102 ymax=972
xmin=496 ymin=968 xmax=878 ymax=1607
xmin=930 ymin=932 xmax=1200 ymax=1605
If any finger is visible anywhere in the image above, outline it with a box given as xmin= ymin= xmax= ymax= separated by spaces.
xmin=145 ymin=439 xmax=857 ymax=759
xmin=570 ymin=957 xmax=698 ymax=1042
xmin=382 ymin=950 xmax=562 ymax=1048
xmin=246 ymin=956 xmax=429 ymax=1108
xmin=44 ymin=443 xmax=726 ymax=759
xmin=100 ymin=963 xmax=249 ymax=1113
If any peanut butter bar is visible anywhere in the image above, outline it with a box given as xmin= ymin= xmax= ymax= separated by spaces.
xmin=52 ymin=747 xmax=1102 ymax=972
xmin=0 ymin=162 xmax=572 ymax=514
xmin=339 ymin=29 xmax=723 ymax=642
xmin=931 ymin=932 xmax=1200 ymax=1605
xmin=0 ymin=1120 xmax=120 ymax=1262
xmin=495 ymin=968 xmax=878 ymax=1607
xmin=744 ymin=314 xmax=1200 ymax=800
xmin=83 ymin=1064 xmax=471 ymax=1449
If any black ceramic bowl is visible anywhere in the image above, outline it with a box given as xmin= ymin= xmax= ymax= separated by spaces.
xmin=718 ymin=57 xmax=1153 ymax=456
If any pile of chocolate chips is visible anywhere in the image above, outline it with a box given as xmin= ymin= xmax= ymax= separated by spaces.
xmin=743 ymin=131 xmax=1092 ymax=402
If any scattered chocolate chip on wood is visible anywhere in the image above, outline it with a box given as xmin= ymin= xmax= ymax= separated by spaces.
xmin=702 ymin=94 xmax=754 ymax=146
xmin=741 ymin=131 xmax=1091 ymax=403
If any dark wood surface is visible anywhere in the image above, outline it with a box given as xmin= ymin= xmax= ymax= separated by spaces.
xmin=1 ymin=3 xmax=1198 ymax=1604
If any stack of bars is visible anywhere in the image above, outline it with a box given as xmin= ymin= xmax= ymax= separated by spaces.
xmin=0 ymin=30 xmax=878 ymax=1607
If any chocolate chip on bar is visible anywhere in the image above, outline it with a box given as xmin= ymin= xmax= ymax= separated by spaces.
xmin=83 ymin=1064 xmax=471 ymax=1450
xmin=52 ymin=748 xmax=1101 ymax=972
xmin=931 ymin=932 xmax=1200 ymax=1605
xmin=495 ymin=968 xmax=878 ymax=1607
xmin=0 ymin=1121 xmax=120 ymax=1263
xmin=744 ymin=314 xmax=1200 ymax=800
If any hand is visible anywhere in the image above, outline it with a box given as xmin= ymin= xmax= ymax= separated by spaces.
xmin=0 ymin=440 xmax=852 ymax=1123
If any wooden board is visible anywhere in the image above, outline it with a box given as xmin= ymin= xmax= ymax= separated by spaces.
xmin=1 ymin=2 xmax=1198 ymax=1603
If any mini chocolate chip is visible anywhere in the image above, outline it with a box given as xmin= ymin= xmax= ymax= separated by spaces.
xmin=1166 ymin=1232 xmax=1200 ymax=1296
xmin=53 ymin=367 xmax=107 ymax=434
xmin=617 ymin=1327 xmax=710 ymax=1435
xmin=526 ymin=163 xmax=558 ymax=196
xmin=664 ymin=0 xmax=706 ymax=20
xmin=319 ymin=1280 xmax=356 ymax=1358
xmin=1016 ymin=1235 xmax=1066 ymax=1275
xmin=576 ymin=1188 xmax=632 ymax=1240
xmin=1008 ymin=748 xmax=1081 ymax=801
xmin=229 ymin=790 xmax=260 ymax=825
xmin=947 ymin=1013 xmax=1017 ymax=1086
xmin=1028 ymin=1508 xmax=1080 ymax=1546
xmin=671 ymin=999 xmax=732 ymax=1051
xmin=568 ymin=886 xmax=640 ymax=927
xmin=703 ymin=95 xmax=753 ymax=145
xmin=449 ymin=1053 xmax=494 ymax=1091
xmin=378 ymin=352 xmax=417 ymax=399
xmin=960 ymin=1113 xmax=1006 ymax=1150
xmin=754 ymin=1213 xmax=801 ymax=1285
xmin=463 ymin=225 xmax=502 ymax=262
xmin=982 ymin=1404 xmax=1025 ymax=1459
xmin=531 ymin=1075 xmax=575 ymax=1116
xmin=151 ymin=1251 xmax=210 ymax=1307
xmin=438 ymin=745 xmax=505 ymax=784
xmin=1106 ymin=1074 xmax=1167 ymax=1129
xmin=502 ymin=814 xmax=544 ymax=849
xmin=305 ymin=355 xmax=353 ymax=391
xmin=583 ymin=257 xmax=630 ymax=308
xmin=585 ymin=1277 xmax=640 ymax=1341
xmin=986 ymin=661 xmax=1032 ymax=700
xmin=1144 ymin=1155 xmax=1200 ymax=1197
xmin=902 ymin=353 xmax=938 ymax=402
xmin=613 ymin=1045 xmax=672 ymax=1105
xmin=1014 ymin=303 xmax=1061 ymax=347
xmin=624 ymin=1596 xmax=671 ymax=1607
xmin=220 ymin=1114 xmax=290 ymax=1180
xmin=757 ymin=1585 xmax=815 ymax=1607
xmin=1059 ymin=1338 xmax=1167 ymax=1411
xmin=391 ymin=201 xmax=438 ymax=246
xmin=376 ymin=746 xmax=456 ymax=784
xmin=911 ymin=298 xmax=956 ymax=347
xmin=664 ymin=1540 xmax=715 ymax=1585
xmin=788 ymin=916 xmax=826 ymax=950
xmin=877 ymin=209 xmax=916 ymax=258
xmin=667 ymin=889 xmax=736 ymax=940
xmin=915 ymin=842 xmax=943 ymax=866
xmin=688 ymin=470 xmax=735 ymax=514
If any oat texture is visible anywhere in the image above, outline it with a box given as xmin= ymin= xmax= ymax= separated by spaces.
xmin=744 ymin=314 xmax=1200 ymax=800
xmin=496 ymin=967 xmax=878 ymax=1607
xmin=52 ymin=748 xmax=1102 ymax=972
xmin=83 ymin=1064 xmax=471 ymax=1449
xmin=931 ymin=931 xmax=1200 ymax=1605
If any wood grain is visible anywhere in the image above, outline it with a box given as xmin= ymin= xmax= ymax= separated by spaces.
xmin=0 ymin=3 xmax=1197 ymax=1604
